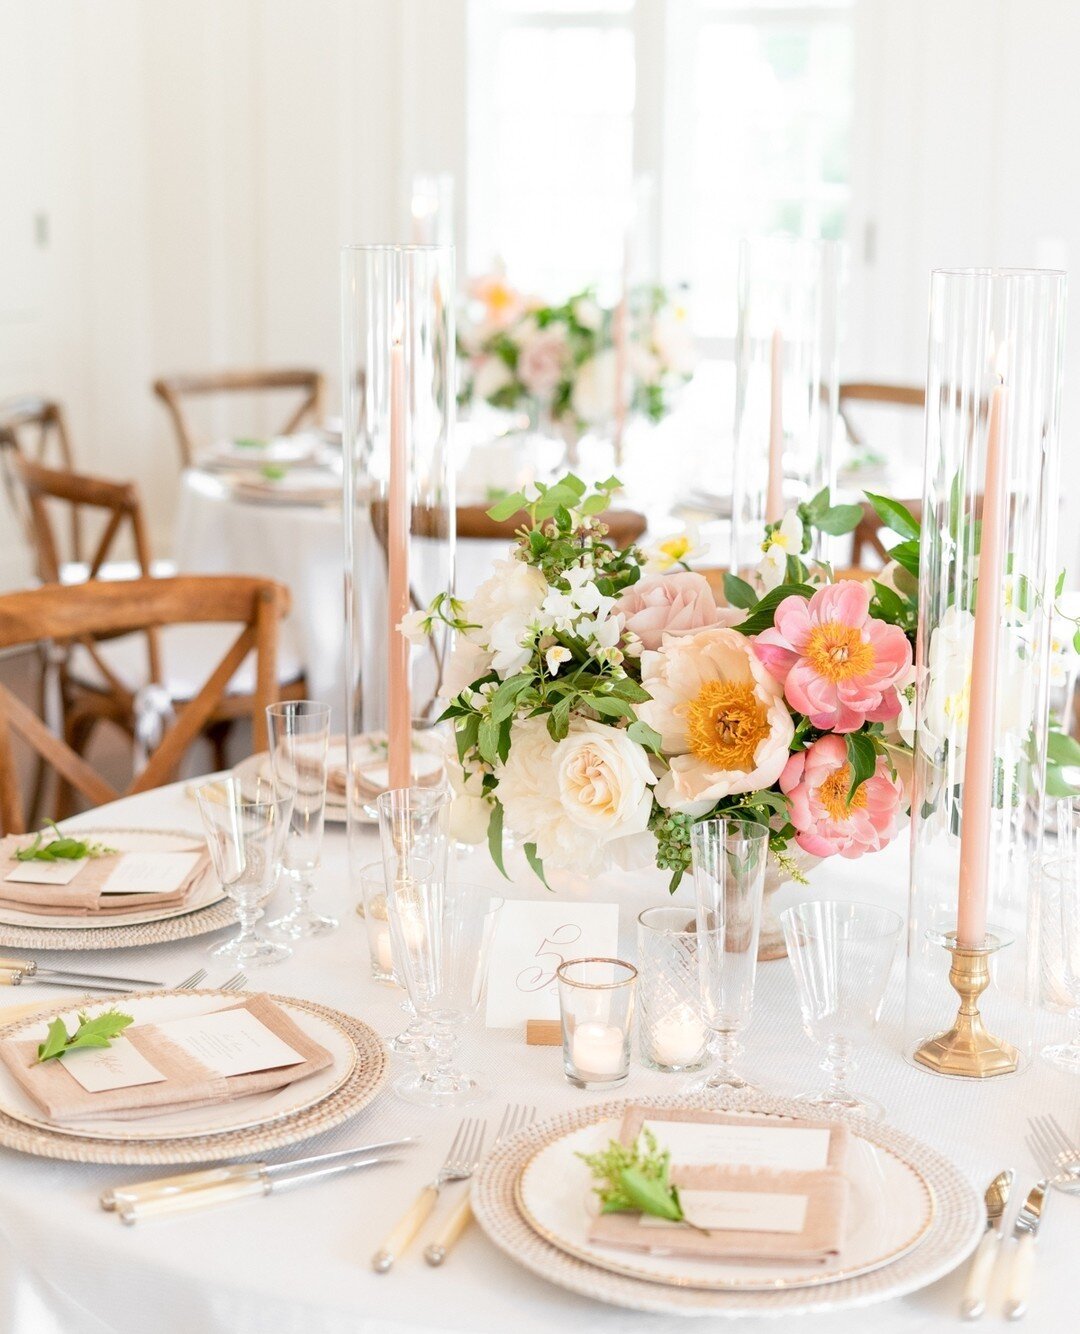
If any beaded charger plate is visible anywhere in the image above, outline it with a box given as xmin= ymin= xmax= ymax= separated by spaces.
xmin=0 ymin=992 xmax=388 ymax=1165
xmin=471 ymin=1092 xmax=983 ymax=1319
xmin=0 ymin=829 xmax=237 ymax=952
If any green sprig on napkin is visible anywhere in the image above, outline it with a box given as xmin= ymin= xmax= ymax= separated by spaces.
xmin=578 ymin=1127 xmax=686 ymax=1223
xmin=37 ymin=1010 xmax=134 ymax=1064
xmin=13 ymin=823 xmax=117 ymax=863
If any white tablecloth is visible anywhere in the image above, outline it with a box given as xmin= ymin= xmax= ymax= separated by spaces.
xmin=0 ymin=784 xmax=1076 ymax=1334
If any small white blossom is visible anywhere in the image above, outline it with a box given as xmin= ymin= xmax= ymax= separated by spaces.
xmin=644 ymin=524 xmax=705 ymax=573
xmin=545 ymin=646 xmax=572 ymax=676
xmin=397 ymin=609 xmax=429 ymax=645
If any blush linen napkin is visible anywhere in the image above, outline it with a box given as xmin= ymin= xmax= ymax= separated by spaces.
xmin=0 ymin=838 xmax=210 ymax=918
xmin=0 ymin=994 xmax=334 ymax=1124
xmin=587 ymin=1104 xmax=851 ymax=1265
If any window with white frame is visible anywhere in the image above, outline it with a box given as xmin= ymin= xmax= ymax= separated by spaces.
xmin=466 ymin=0 xmax=853 ymax=351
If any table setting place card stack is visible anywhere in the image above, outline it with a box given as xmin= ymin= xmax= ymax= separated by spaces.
xmin=0 ymin=994 xmax=333 ymax=1124
xmin=0 ymin=835 xmax=210 ymax=918
xmin=588 ymin=1106 xmax=849 ymax=1265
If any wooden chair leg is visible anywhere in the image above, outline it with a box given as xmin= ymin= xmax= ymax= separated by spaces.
xmin=208 ymin=720 xmax=233 ymax=772
xmin=56 ymin=708 xmax=101 ymax=821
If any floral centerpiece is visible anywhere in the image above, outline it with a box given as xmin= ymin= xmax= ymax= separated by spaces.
xmin=410 ymin=475 xmax=1080 ymax=926
xmin=458 ymin=274 xmax=695 ymax=452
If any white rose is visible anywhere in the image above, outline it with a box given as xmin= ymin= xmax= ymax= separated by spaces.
xmin=497 ymin=716 xmax=656 ymax=875
xmin=920 ymin=606 xmax=974 ymax=759
xmin=472 ymin=355 xmax=513 ymax=402
xmin=466 ymin=558 xmax=548 ymax=677
xmin=571 ymin=348 xmax=619 ymax=425
xmin=628 ymin=342 xmax=661 ymax=387
xmin=572 ymin=296 xmax=602 ymax=331
xmin=446 ymin=756 xmax=491 ymax=845
xmin=652 ymin=305 xmax=696 ymax=376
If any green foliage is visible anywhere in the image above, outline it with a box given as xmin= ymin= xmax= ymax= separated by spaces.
xmin=37 ymin=1010 xmax=134 ymax=1063
xmin=13 ymin=824 xmax=116 ymax=863
xmin=864 ymin=492 xmax=921 ymax=542
xmin=844 ymin=731 xmax=878 ymax=803
xmin=733 ymin=583 xmax=815 ymax=637
xmin=578 ymin=1128 xmax=684 ymax=1222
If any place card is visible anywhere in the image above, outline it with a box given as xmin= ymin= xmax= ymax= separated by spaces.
xmin=100 ymin=852 xmax=200 ymax=896
xmin=60 ymin=1039 xmax=167 ymax=1094
xmin=640 ymin=1189 xmax=810 ymax=1235
xmin=5 ymin=859 xmax=87 ymax=886
xmin=642 ymin=1119 xmax=832 ymax=1172
xmin=155 ymin=1008 xmax=305 ymax=1077
xmin=484 ymin=900 xmax=619 ymax=1028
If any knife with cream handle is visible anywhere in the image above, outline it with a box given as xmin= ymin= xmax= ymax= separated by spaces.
xmin=961 ymin=1169 xmax=1013 ymax=1319
xmin=1004 ymin=1180 xmax=1048 ymax=1321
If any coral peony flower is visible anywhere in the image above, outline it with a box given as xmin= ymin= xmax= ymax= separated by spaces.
xmin=753 ymin=582 xmax=912 ymax=733
xmin=638 ymin=626 xmax=794 ymax=815
xmin=780 ymin=734 xmax=903 ymax=859
xmin=617 ymin=571 xmax=732 ymax=652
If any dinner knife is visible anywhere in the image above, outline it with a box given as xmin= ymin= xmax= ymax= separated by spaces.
xmin=0 ymin=959 xmax=163 ymax=988
xmin=1004 ymin=1180 xmax=1048 ymax=1321
xmin=101 ymin=1138 xmax=419 ymax=1219
xmin=961 ymin=1168 xmax=1013 ymax=1319
xmin=0 ymin=970 xmax=142 ymax=994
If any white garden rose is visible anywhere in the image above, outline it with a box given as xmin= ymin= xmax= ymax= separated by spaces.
xmin=919 ymin=606 xmax=974 ymax=758
xmin=446 ymin=756 xmax=491 ymax=845
xmin=466 ymin=558 xmax=548 ymax=677
xmin=497 ymin=716 xmax=656 ymax=875
xmin=571 ymin=348 xmax=619 ymax=425
xmin=572 ymin=296 xmax=603 ymax=331
xmin=472 ymin=355 xmax=513 ymax=402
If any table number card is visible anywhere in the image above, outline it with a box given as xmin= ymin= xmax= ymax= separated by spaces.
xmin=484 ymin=900 xmax=619 ymax=1028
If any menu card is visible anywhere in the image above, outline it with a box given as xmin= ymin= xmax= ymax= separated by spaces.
xmin=154 ymin=1008 xmax=306 ymax=1077
xmin=100 ymin=852 xmax=202 ymax=896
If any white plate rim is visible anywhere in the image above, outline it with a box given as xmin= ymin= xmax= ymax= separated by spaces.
xmin=0 ymin=989 xmax=358 ymax=1142
xmin=514 ymin=1112 xmax=935 ymax=1292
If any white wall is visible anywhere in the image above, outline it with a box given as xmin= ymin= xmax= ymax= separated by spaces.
xmin=2 ymin=0 xmax=1079 ymax=583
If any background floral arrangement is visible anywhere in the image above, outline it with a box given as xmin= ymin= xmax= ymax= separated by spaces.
xmin=411 ymin=476 xmax=951 ymax=892
xmin=457 ymin=272 xmax=696 ymax=437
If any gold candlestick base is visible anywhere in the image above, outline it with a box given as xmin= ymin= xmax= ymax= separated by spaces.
xmin=913 ymin=933 xmax=1018 ymax=1078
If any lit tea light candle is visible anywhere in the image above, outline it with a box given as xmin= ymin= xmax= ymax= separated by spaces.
xmin=375 ymin=925 xmax=394 ymax=976
xmin=650 ymin=1004 xmax=706 ymax=1068
xmin=571 ymin=1021 xmax=626 ymax=1078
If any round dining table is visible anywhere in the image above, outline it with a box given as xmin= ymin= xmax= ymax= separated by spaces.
xmin=0 ymin=781 xmax=1075 ymax=1334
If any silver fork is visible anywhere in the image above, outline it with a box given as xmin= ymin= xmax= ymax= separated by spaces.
xmin=424 ymin=1103 xmax=535 ymax=1266
xmin=219 ymin=972 xmax=248 ymax=992
xmin=1027 ymin=1115 xmax=1080 ymax=1193
xmin=176 ymin=969 xmax=207 ymax=990
xmin=372 ymin=1117 xmax=486 ymax=1273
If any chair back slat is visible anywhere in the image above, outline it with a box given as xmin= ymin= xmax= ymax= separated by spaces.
xmin=0 ymin=577 xmax=289 ymax=833
xmin=152 ymin=368 xmax=324 ymax=468
xmin=0 ymin=398 xmax=80 ymax=562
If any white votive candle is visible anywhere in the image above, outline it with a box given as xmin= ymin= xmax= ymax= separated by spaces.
xmin=571 ymin=1022 xmax=626 ymax=1078
xmin=375 ymin=925 xmax=394 ymax=976
xmin=651 ymin=1005 xmax=706 ymax=1067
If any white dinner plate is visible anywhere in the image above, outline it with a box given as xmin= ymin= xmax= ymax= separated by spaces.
xmin=516 ymin=1115 xmax=934 ymax=1292
xmin=0 ymin=829 xmax=225 ymax=931
xmin=0 ymin=989 xmax=357 ymax=1142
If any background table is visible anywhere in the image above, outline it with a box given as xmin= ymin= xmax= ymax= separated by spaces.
xmin=0 ymin=782 xmax=1075 ymax=1334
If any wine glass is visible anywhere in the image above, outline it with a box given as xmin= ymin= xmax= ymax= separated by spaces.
xmin=264 ymin=700 xmax=338 ymax=939
xmin=195 ymin=775 xmax=293 ymax=966
xmin=385 ymin=875 xmax=503 ymax=1106
xmin=689 ymin=817 xmax=769 ymax=1092
xmin=781 ymin=899 xmax=902 ymax=1118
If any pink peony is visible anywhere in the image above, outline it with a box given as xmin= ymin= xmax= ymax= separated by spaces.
xmin=616 ymin=571 xmax=738 ymax=652
xmin=516 ymin=323 xmax=570 ymax=400
xmin=780 ymin=734 xmax=903 ymax=859
xmin=753 ymin=581 xmax=912 ymax=733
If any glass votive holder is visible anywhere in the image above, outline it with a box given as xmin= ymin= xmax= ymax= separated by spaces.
xmin=637 ymin=906 xmax=709 ymax=1073
xmin=357 ymin=858 xmax=432 ymax=985
xmin=556 ymin=957 xmax=637 ymax=1091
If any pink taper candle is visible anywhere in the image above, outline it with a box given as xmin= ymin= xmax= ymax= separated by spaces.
xmin=956 ymin=381 xmax=1007 ymax=949
xmin=766 ymin=328 xmax=784 ymax=524
xmin=388 ymin=306 xmax=412 ymax=788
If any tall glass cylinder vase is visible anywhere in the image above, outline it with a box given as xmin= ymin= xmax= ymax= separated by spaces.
xmin=731 ymin=237 xmax=842 ymax=574
xmin=341 ymin=244 xmax=456 ymax=840
xmin=905 ymin=268 xmax=1066 ymax=1076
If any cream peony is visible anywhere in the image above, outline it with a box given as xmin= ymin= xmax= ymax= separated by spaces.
xmin=466 ymin=558 xmax=548 ymax=677
xmin=638 ymin=626 xmax=794 ymax=815
xmin=497 ymin=716 xmax=656 ymax=874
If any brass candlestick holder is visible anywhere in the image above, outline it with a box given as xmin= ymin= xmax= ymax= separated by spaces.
xmin=913 ymin=931 xmax=1018 ymax=1078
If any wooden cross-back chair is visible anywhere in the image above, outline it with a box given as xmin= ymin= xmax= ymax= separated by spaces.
xmin=0 ymin=397 xmax=80 ymax=563
xmin=0 ymin=576 xmax=288 ymax=834
xmin=153 ymin=368 xmax=326 ymax=468
xmin=838 ymin=382 xmax=926 ymax=454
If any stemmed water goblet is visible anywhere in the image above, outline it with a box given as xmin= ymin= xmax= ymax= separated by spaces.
xmin=385 ymin=873 xmax=503 ymax=1105
xmin=195 ymin=775 xmax=293 ymax=966
xmin=689 ymin=817 xmax=769 ymax=1093
xmin=264 ymin=700 xmax=338 ymax=938
xmin=781 ymin=899 xmax=902 ymax=1118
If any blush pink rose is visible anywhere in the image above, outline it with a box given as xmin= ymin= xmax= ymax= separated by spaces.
xmin=516 ymin=324 xmax=570 ymax=400
xmin=753 ymin=581 xmax=912 ymax=733
xmin=616 ymin=571 xmax=738 ymax=651
xmin=780 ymin=734 xmax=903 ymax=859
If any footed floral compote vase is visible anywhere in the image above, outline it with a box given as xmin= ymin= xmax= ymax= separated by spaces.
xmin=404 ymin=477 xmax=926 ymax=923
